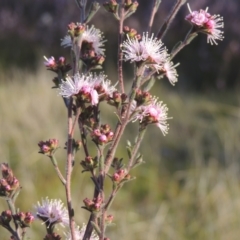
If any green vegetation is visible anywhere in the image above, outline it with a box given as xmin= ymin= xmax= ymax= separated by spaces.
xmin=0 ymin=69 xmax=240 ymax=240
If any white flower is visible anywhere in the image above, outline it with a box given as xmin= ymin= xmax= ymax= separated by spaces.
xmin=59 ymin=75 xmax=83 ymax=98
xmin=33 ymin=197 xmax=69 ymax=227
xmin=61 ymin=25 xmax=106 ymax=56
xmin=122 ymin=33 xmax=168 ymax=65
xmin=82 ymin=25 xmax=106 ymax=56
xmin=161 ymin=61 xmax=179 ymax=86
xmin=185 ymin=4 xmax=224 ymax=45
xmin=64 ymin=224 xmax=99 ymax=240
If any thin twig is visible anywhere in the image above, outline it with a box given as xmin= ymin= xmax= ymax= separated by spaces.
xmin=118 ymin=0 xmax=125 ymax=93
xmin=170 ymin=29 xmax=198 ymax=59
xmin=80 ymin=0 xmax=87 ymax=23
xmin=50 ymin=156 xmax=66 ymax=185
xmin=148 ymin=0 xmax=159 ymax=33
xmin=104 ymin=66 xmax=144 ymax=174
xmin=157 ymin=0 xmax=186 ymax=40
xmin=127 ymin=128 xmax=146 ymax=171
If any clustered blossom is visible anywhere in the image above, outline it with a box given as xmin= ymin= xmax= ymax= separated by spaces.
xmin=185 ymin=4 xmax=224 ymax=45
xmin=59 ymin=73 xmax=116 ymax=105
xmin=33 ymin=197 xmax=69 ymax=227
xmin=122 ymin=32 xmax=179 ymax=85
xmin=131 ymin=98 xmax=170 ymax=136
xmin=0 ymin=163 xmax=20 ymax=197
xmin=91 ymin=124 xmax=114 ymax=145
xmin=64 ymin=224 xmax=99 ymax=240
xmin=61 ymin=25 xmax=106 ymax=56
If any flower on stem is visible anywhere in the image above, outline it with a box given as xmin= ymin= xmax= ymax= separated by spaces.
xmin=64 ymin=224 xmax=99 ymax=240
xmin=13 ymin=212 xmax=34 ymax=227
xmin=80 ymin=156 xmax=98 ymax=172
xmin=156 ymin=60 xmax=179 ymax=86
xmin=132 ymin=97 xmax=170 ymax=135
xmin=105 ymin=214 xmax=114 ymax=225
xmin=0 ymin=163 xmax=20 ymax=197
xmin=44 ymin=56 xmax=56 ymax=69
xmin=124 ymin=0 xmax=139 ymax=13
xmin=44 ymin=56 xmax=71 ymax=74
xmin=38 ymin=139 xmax=59 ymax=157
xmin=0 ymin=210 xmax=12 ymax=226
xmin=33 ymin=197 xmax=69 ymax=227
xmin=61 ymin=25 xmax=106 ymax=56
xmin=123 ymin=26 xmax=140 ymax=39
xmin=83 ymin=196 xmax=103 ymax=212
xmin=103 ymin=0 xmax=118 ymax=14
xmin=59 ymin=73 xmax=99 ymax=105
xmin=59 ymin=73 xmax=116 ymax=105
xmin=94 ymin=77 xmax=118 ymax=101
xmin=185 ymin=4 xmax=224 ymax=45
xmin=112 ymin=169 xmax=130 ymax=183
xmin=91 ymin=124 xmax=114 ymax=145
xmin=122 ymin=32 xmax=168 ymax=67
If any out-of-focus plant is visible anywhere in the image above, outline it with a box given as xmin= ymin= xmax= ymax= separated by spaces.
xmin=0 ymin=1 xmax=224 ymax=239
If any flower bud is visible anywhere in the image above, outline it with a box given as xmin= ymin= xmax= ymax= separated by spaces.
xmin=44 ymin=233 xmax=62 ymax=240
xmin=0 ymin=210 xmax=12 ymax=225
xmin=80 ymin=156 xmax=98 ymax=172
xmin=38 ymin=139 xmax=59 ymax=157
xmin=103 ymin=0 xmax=118 ymax=14
xmin=105 ymin=214 xmax=114 ymax=224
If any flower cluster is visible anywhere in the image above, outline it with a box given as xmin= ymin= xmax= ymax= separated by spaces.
xmin=0 ymin=163 xmax=20 ymax=197
xmin=59 ymin=73 xmax=116 ymax=106
xmin=83 ymin=196 xmax=103 ymax=212
xmin=91 ymin=124 xmax=114 ymax=145
xmin=13 ymin=212 xmax=34 ymax=228
xmin=185 ymin=4 xmax=224 ymax=45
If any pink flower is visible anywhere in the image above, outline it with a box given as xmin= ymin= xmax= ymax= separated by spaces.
xmin=44 ymin=56 xmax=56 ymax=68
xmin=132 ymin=98 xmax=170 ymax=135
xmin=185 ymin=4 xmax=224 ymax=45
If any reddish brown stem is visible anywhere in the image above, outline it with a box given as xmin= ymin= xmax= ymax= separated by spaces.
xmin=65 ymin=97 xmax=76 ymax=240
xmin=118 ymin=0 xmax=125 ymax=93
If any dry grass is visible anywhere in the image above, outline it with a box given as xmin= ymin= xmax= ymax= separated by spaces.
xmin=0 ymin=69 xmax=240 ymax=239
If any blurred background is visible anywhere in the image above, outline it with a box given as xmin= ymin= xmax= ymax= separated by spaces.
xmin=1 ymin=0 xmax=240 ymax=239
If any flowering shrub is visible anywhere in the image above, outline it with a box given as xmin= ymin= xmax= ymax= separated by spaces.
xmin=0 ymin=1 xmax=223 ymax=239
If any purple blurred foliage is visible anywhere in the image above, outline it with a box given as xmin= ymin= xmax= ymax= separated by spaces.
xmin=0 ymin=0 xmax=240 ymax=91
